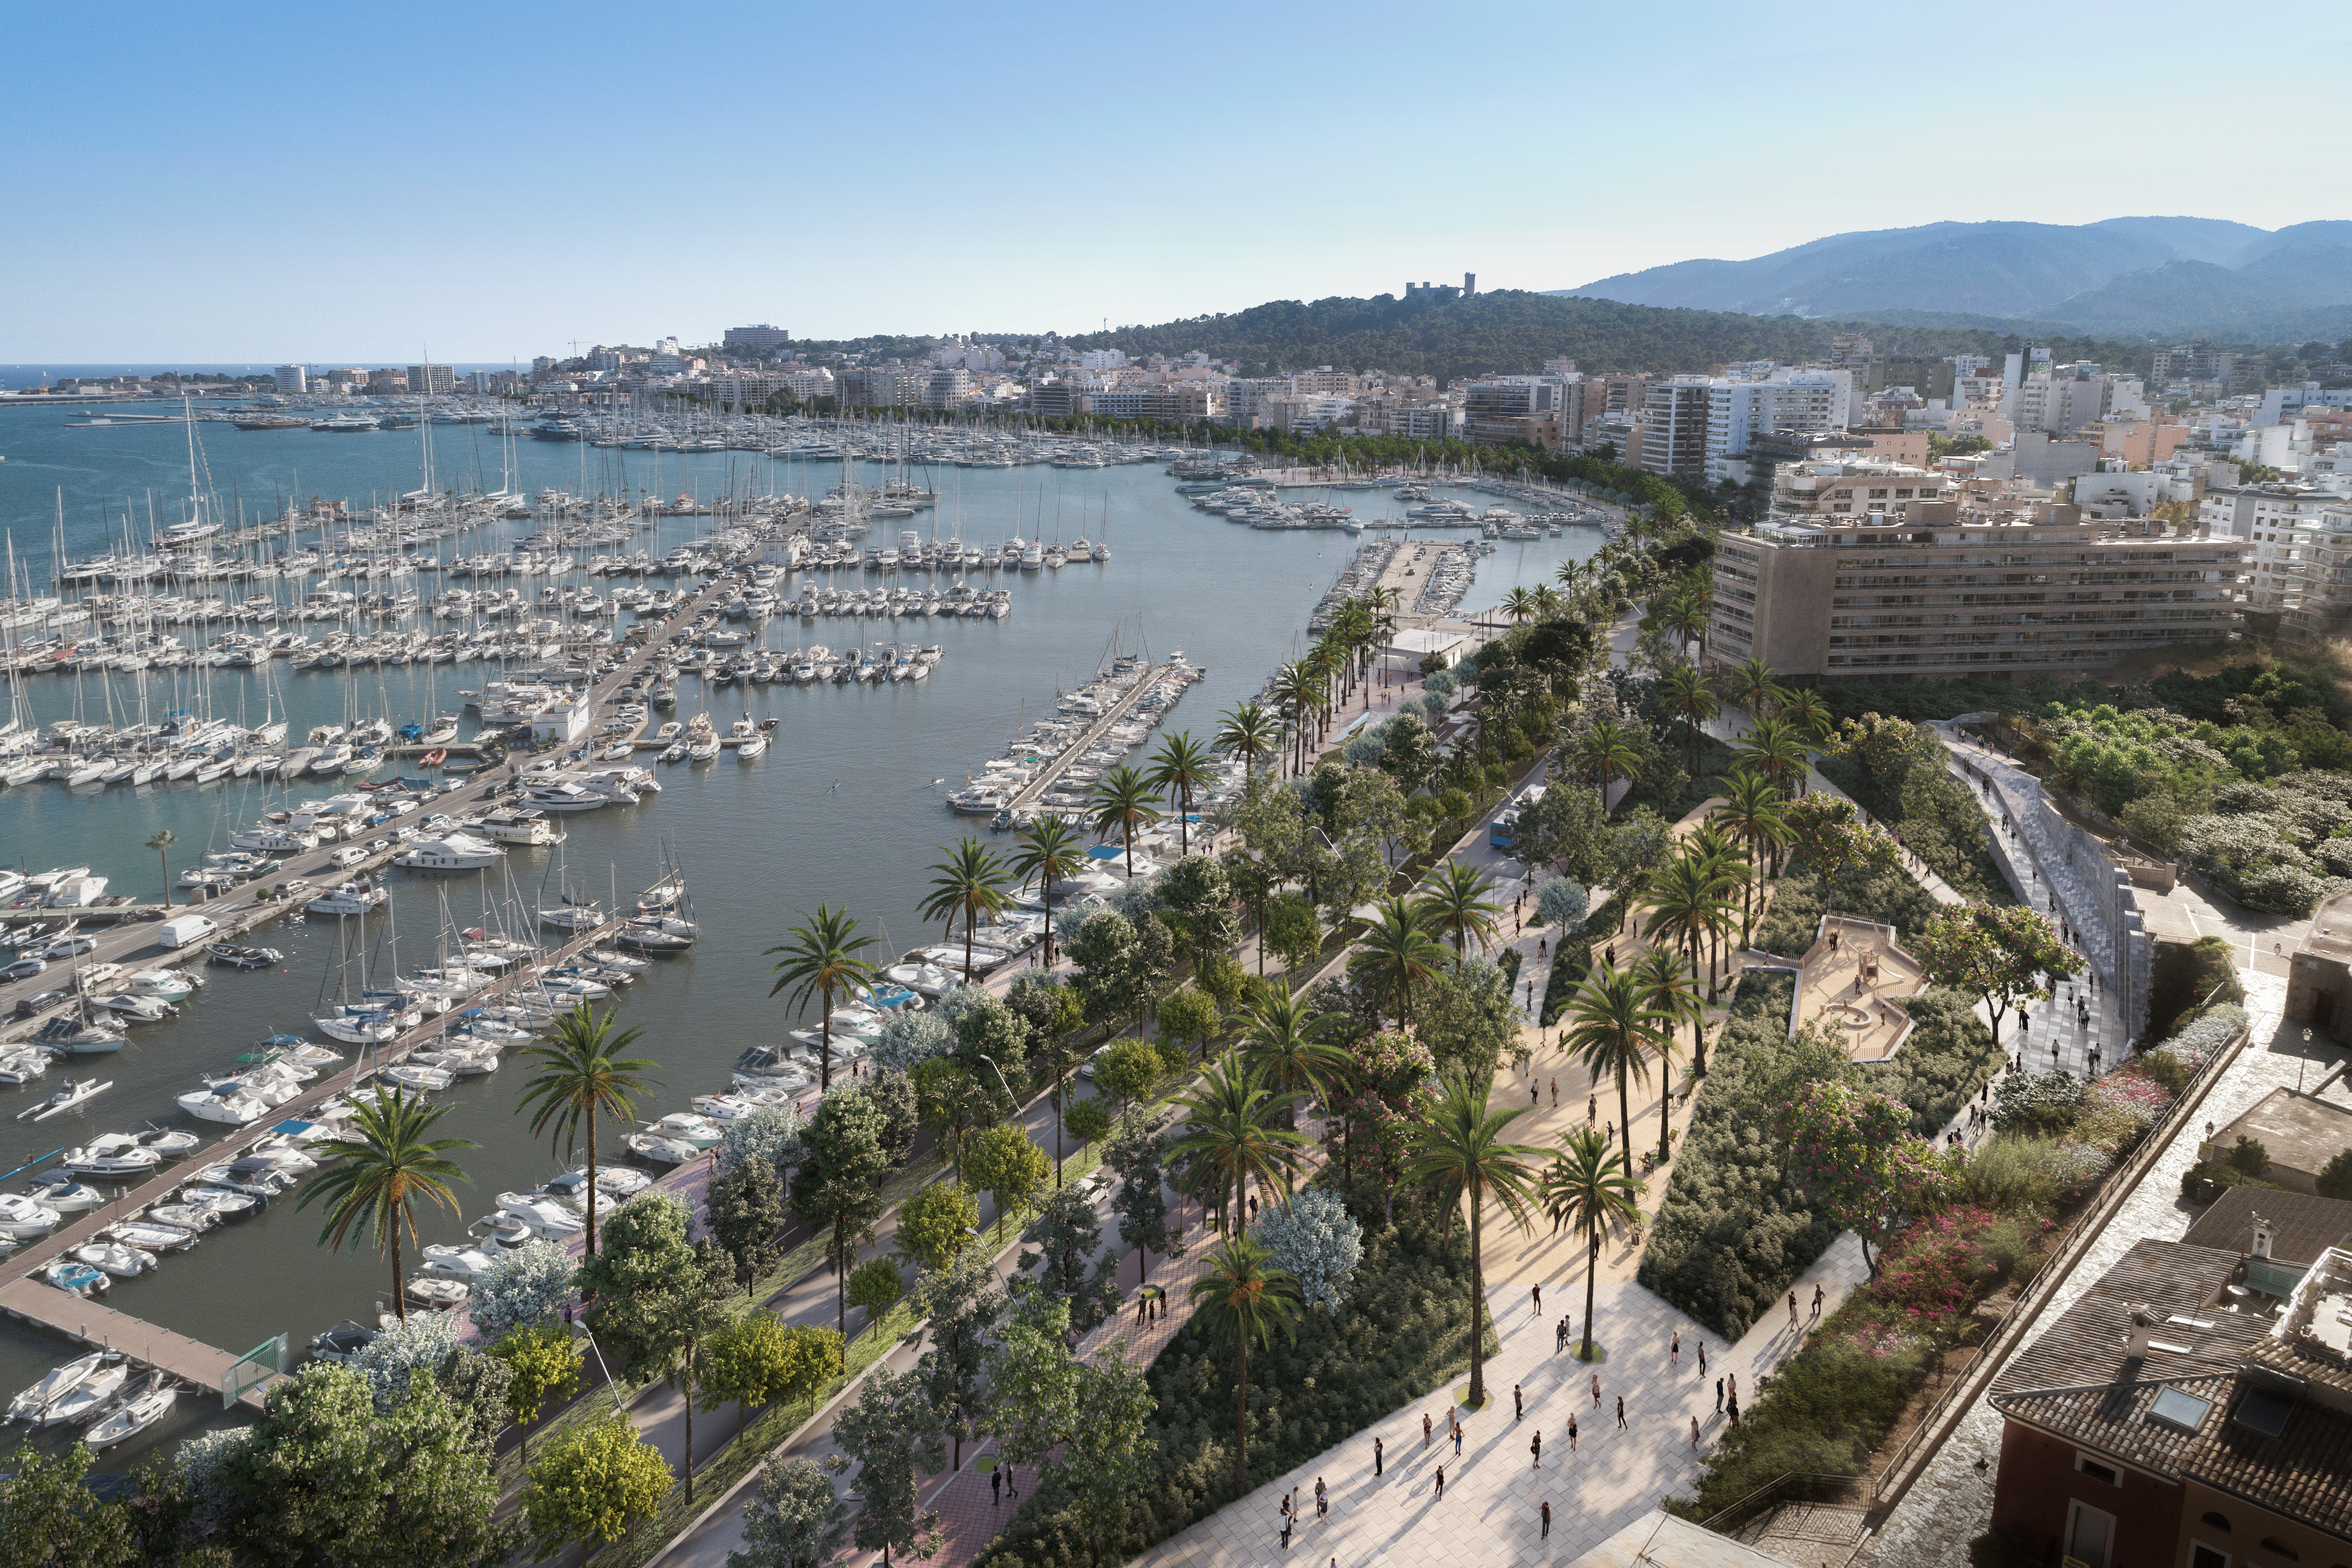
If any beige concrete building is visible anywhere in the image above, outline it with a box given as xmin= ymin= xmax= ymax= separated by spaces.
xmin=1707 ymin=500 xmax=2247 ymax=681
xmin=2285 ymin=505 xmax=2352 ymax=636
xmin=1769 ymin=456 xmax=1953 ymax=520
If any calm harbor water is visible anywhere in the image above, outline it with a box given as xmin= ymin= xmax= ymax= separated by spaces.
xmin=0 ymin=403 xmax=1598 ymax=1459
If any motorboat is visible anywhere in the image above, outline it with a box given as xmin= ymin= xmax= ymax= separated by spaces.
xmin=417 ymin=1244 xmax=497 ymax=1283
xmin=410 ymin=1044 xmax=497 ymax=1077
xmin=586 ymin=1164 xmax=652 ymax=1199
xmin=305 ymin=880 xmax=389 ymax=917
xmin=405 ymin=1274 xmax=469 ymax=1310
xmin=643 ymin=1111 xmax=723 ymax=1148
xmin=171 ymin=1187 xmax=261 ymax=1221
xmin=7 ymin=1350 xmax=119 ymax=1424
xmin=86 ymin=1374 xmax=176 ymax=1447
xmin=108 ymin=1219 xmax=199 ymax=1252
xmin=176 ymin=1082 xmax=276 ymax=1126
xmin=379 ymin=1061 xmax=456 ymax=1093
xmin=0 ymin=1049 xmax=48 ymax=1085
xmin=308 ymin=1319 xmax=377 ymax=1365
xmin=15 ymin=1077 xmax=111 ymax=1121
xmin=40 ymin=1358 xmax=129 ymax=1424
xmin=41 ymin=1260 xmax=109 ymax=1298
xmin=205 ymin=943 xmax=283 ymax=969
xmin=125 ymin=969 xmax=201 ymax=1003
xmin=132 ymin=1124 xmax=201 ymax=1158
xmin=71 ymin=1241 xmax=157 ymax=1279
xmin=61 ymin=1135 xmax=164 ymax=1178
xmin=0 ymin=1195 xmax=62 ymax=1240
xmin=476 ymin=807 xmax=564 ymax=846
xmin=468 ymin=1212 xmax=537 ymax=1252
xmin=192 ymin=1157 xmax=299 ymax=1200
xmin=24 ymin=1178 xmax=106 ymax=1212
xmin=395 ymin=833 xmax=504 ymax=871
xmin=884 ymin=961 xmax=957 ymax=998
xmin=626 ymin=1131 xmax=700 ymax=1166
xmin=93 ymin=993 xmax=175 ymax=1025
xmin=493 ymin=1195 xmax=583 ymax=1239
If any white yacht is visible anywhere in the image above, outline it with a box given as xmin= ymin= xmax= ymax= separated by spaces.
xmin=476 ymin=807 xmax=564 ymax=846
xmin=394 ymin=833 xmax=503 ymax=871
xmin=305 ymin=881 xmax=388 ymax=917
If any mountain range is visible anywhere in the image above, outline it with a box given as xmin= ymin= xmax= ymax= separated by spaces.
xmin=1554 ymin=219 xmax=2352 ymax=341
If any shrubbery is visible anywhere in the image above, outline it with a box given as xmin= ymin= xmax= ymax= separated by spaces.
xmin=973 ymin=1182 xmax=1492 ymax=1568
xmin=1815 ymin=720 xmax=2010 ymax=905
xmin=1754 ymin=858 xmax=1946 ymax=955
xmin=1538 ymin=890 xmax=1628 ymax=1026
xmin=1856 ymin=988 xmax=2002 ymax=1141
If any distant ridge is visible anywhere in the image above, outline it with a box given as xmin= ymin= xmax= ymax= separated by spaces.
xmin=1552 ymin=218 xmax=2352 ymax=340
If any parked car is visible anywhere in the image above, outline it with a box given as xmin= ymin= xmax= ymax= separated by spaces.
xmin=15 ymin=987 xmax=71 ymax=1018
xmin=39 ymin=937 xmax=95 ymax=958
xmin=1 ymin=957 xmax=49 ymax=983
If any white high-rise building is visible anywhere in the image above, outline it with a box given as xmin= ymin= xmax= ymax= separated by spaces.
xmin=273 ymin=364 xmax=306 ymax=394
xmin=1703 ymin=369 xmax=1854 ymax=482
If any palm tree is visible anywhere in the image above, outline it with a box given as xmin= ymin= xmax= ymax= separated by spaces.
xmin=1215 ymin=701 xmax=1281 ymax=780
xmin=1010 ymin=814 xmax=1085 ymax=968
xmin=919 ymin=836 xmax=1013 ymax=983
xmin=1185 ymin=1236 xmax=1303 ymax=1490
xmin=298 ymin=1088 xmax=475 ymax=1322
xmin=147 ymin=828 xmax=176 ymax=910
xmin=1147 ymin=731 xmax=1215 ymax=858
xmin=1235 ymin=990 xmax=1350 ymax=1132
xmin=1656 ymin=584 xmax=1708 ymax=661
xmin=1401 ymin=1074 xmax=1544 ymax=1407
xmin=1561 ymin=964 xmax=1669 ymax=1173
xmin=1501 ymin=586 xmax=1538 ymax=626
xmin=1728 ymin=656 xmax=1783 ymax=734
xmin=1353 ymin=894 xmax=1449 ymax=1028
xmin=1529 ymin=583 xmax=1562 ymax=618
xmin=1779 ymin=687 xmax=1830 ymax=747
xmin=1167 ymin=1063 xmax=1306 ymax=1225
xmin=517 ymin=1004 xmax=660 ymax=1256
xmin=1628 ymin=944 xmax=1699 ymax=1154
xmin=1659 ymin=663 xmax=1719 ymax=781
xmin=1270 ymin=663 xmax=1320 ymax=775
xmin=765 ymin=905 xmax=879 ymax=1089
xmin=1539 ymin=1126 xmax=1643 ymax=1362
xmin=1574 ymin=718 xmax=1645 ymax=798
xmin=1088 ymin=764 xmax=1161 ymax=878
xmin=1417 ymin=860 xmax=1504 ymax=959
xmin=1717 ymin=769 xmax=1790 ymax=942
xmin=1733 ymin=717 xmax=1808 ymax=798
xmin=1643 ymin=850 xmax=1740 ymax=996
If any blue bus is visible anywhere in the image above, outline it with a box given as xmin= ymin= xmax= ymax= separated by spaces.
xmin=1489 ymin=784 xmax=1545 ymax=851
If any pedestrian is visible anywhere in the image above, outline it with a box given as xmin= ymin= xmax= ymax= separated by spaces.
xmin=1138 ymin=1293 xmax=1150 ymax=1323
xmin=1555 ymin=1318 xmax=1567 ymax=1353
xmin=1542 ymin=1499 xmax=1552 ymax=1539
xmin=1728 ymin=1392 xmax=1741 ymax=1427
xmin=1453 ymin=1422 xmax=1462 ymax=1457
xmin=1514 ymin=1383 xmax=1524 ymax=1420
xmin=1532 ymin=1282 xmax=1542 ymax=1315
xmin=1434 ymin=1465 xmax=1445 ymax=1502
xmin=1789 ymin=1290 xmax=1799 ymax=1329
xmin=1588 ymin=1092 xmax=1597 ymax=1122
xmin=1690 ymin=1415 xmax=1701 ymax=1449
xmin=1315 ymin=1478 xmax=1327 ymax=1522
xmin=1697 ymin=1340 xmax=1707 ymax=1376
xmin=1590 ymin=1372 xmax=1601 ymax=1408
xmin=1616 ymin=1395 xmax=1627 ymax=1430
xmin=1250 ymin=1195 xmax=1259 ymax=1224
xmin=1424 ymin=1412 xmax=1433 ymax=1448
xmin=1374 ymin=1435 xmax=1383 ymax=1476
xmin=1812 ymin=1283 xmax=1824 ymax=1320
xmin=1531 ymin=1429 xmax=1542 ymax=1468
xmin=1671 ymin=1329 xmax=1681 ymax=1368
xmin=1568 ymin=1413 xmax=1578 ymax=1453
xmin=1532 ymin=1082 xmax=1539 ymax=1106
xmin=1550 ymin=1076 xmax=1558 ymax=1108
xmin=1281 ymin=1492 xmax=1292 ymax=1547
xmin=1715 ymin=1377 xmax=1724 ymax=1412
xmin=992 ymin=1469 xmax=1002 ymax=1507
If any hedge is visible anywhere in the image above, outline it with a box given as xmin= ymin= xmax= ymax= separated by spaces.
xmin=1539 ymin=890 xmax=1630 ymax=1026
xmin=973 ymin=1181 xmax=1493 ymax=1568
xmin=1753 ymin=859 xmax=1945 ymax=956
xmin=1616 ymin=731 xmax=1743 ymax=823
xmin=1813 ymin=752 xmax=2012 ymax=906
xmin=1636 ymin=974 xmax=1843 ymax=1338
xmin=1858 ymin=988 xmax=2003 ymax=1142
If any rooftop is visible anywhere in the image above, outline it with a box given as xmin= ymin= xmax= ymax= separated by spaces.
xmin=2181 ymin=1188 xmax=2352 ymax=1268
xmin=2206 ymin=1087 xmax=2352 ymax=1183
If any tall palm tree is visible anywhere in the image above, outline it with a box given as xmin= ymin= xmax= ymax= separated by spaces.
xmin=1088 ymin=764 xmax=1161 ymax=879
xmin=1010 ymin=813 xmax=1085 ymax=968
xmin=1215 ymin=701 xmax=1281 ymax=780
xmin=1234 ymin=990 xmax=1350 ymax=1132
xmin=1733 ymin=717 xmax=1808 ymax=799
xmin=1539 ymin=1126 xmax=1643 ymax=1363
xmin=1656 ymin=583 xmax=1709 ymax=661
xmin=147 ymin=828 xmax=176 ymax=910
xmin=1147 ymin=731 xmax=1215 ymax=858
xmin=919 ymin=836 xmax=1013 ymax=983
xmin=1627 ymin=944 xmax=1699 ymax=1156
xmin=1779 ymin=687 xmax=1830 ymax=747
xmin=517 ymin=1004 xmax=660 ymax=1257
xmin=1167 ymin=1063 xmax=1307 ymax=1224
xmin=1643 ymin=850 xmax=1740 ymax=997
xmin=1529 ymin=583 xmax=1562 ymax=618
xmin=1401 ymin=1074 xmax=1544 ymax=1407
xmin=1416 ymin=861 xmax=1504 ymax=959
xmin=1501 ymin=586 xmax=1538 ymax=626
xmin=1728 ymin=656 xmax=1783 ymax=734
xmin=1269 ymin=663 xmax=1321 ymax=775
xmin=765 ymin=904 xmax=879 ymax=1089
xmin=1352 ymin=894 xmax=1449 ymax=1028
xmin=1186 ymin=1236 xmax=1303 ymax=1491
xmin=1561 ymin=964 xmax=1668 ymax=1172
xmin=1659 ymin=663 xmax=1719 ymax=781
xmin=1717 ymin=768 xmax=1790 ymax=941
xmin=298 ymin=1088 xmax=475 ymax=1322
xmin=1575 ymin=718 xmax=1645 ymax=799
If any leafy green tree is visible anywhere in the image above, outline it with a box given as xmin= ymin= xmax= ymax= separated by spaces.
xmin=1011 ymin=975 xmax=1091 ymax=1181
xmin=297 ymin=1088 xmax=475 ymax=1323
xmin=1154 ymin=985 xmax=1224 ymax=1062
xmin=1541 ymin=1126 xmax=1644 ymax=1362
xmin=789 ymin=1084 xmax=891 ymax=1336
xmin=1167 ymin=1063 xmax=1306 ymax=1224
xmin=1643 ymin=847 xmax=1740 ymax=994
xmin=524 ymin=1412 xmax=672 ymax=1563
xmin=1154 ymin=853 xmax=1240 ymax=967
xmin=1521 ymin=780 xmax=1611 ymax=885
xmin=0 ymin=1440 xmax=146 ymax=1566
xmin=1418 ymin=955 xmax=1522 ymax=1081
xmin=953 ymin=991 xmax=1034 ymax=1084
xmin=1064 ymin=1096 xmax=1115 ymax=1153
xmin=1916 ymin=902 xmax=2081 ymax=1051
xmin=1402 ymin=1073 xmax=1544 ymax=1406
xmin=983 ymin=1285 xmax=1159 ymax=1568
xmin=965 ymin=1122 xmax=1051 ymax=1241
xmin=766 ymin=904 xmax=881 ymax=1090
xmin=846 ymin=1256 xmax=906 ymax=1328
xmin=706 ymin=1156 xmax=789 ymax=1292
xmin=1091 ymin=1038 xmax=1167 ymax=1115
xmin=1065 ymin=907 xmax=1174 ymax=1035
xmin=1016 ymin=1183 xmax=1124 ymax=1336
xmin=1717 ymin=767 xmax=1790 ymax=940
xmin=831 ymin=1369 xmax=946 ymax=1568
xmin=223 ymin=1363 xmax=517 ymax=1568
xmin=704 ymin=1315 xmax=841 ymax=1443
xmin=149 ymin=827 xmax=177 ymax=910
xmin=1782 ymin=794 xmax=1902 ymax=918
xmin=2317 ymin=1147 xmax=2352 ymax=1201
xmin=1659 ymin=661 xmax=1719 ymax=778
xmin=920 ymin=837 xmax=1013 ymax=984
xmin=730 ymin=1458 xmax=849 ymax=1568
xmin=1089 ymin=764 xmax=1162 ymax=878
xmin=1772 ymin=1079 xmax=1955 ymax=1275
xmin=1261 ymin=891 xmax=1324 ymax=977
xmin=1185 ymin=1236 xmax=1304 ymax=1490
xmin=910 ymin=1252 xmax=1004 ymax=1472
xmin=487 ymin=1320 xmax=582 ymax=1465
xmin=576 ymin=1194 xmax=734 ymax=1503
xmin=910 ymin=1057 xmax=997 ymax=1182
xmin=896 ymin=1179 xmax=980 ymax=1273
xmin=1107 ymin=1110 xmax=1182 ymax=1276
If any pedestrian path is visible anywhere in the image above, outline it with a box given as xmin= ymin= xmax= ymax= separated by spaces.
xmin=1132 ymin=1241 xmax=1869 ymax=1568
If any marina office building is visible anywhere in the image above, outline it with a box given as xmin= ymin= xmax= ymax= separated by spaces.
xmin=1706 ymin=500 xmax=2247 ymax=681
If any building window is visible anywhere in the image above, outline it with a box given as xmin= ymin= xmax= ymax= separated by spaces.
xmin=2260 ymin=1540 xmax=2301 ymax=1562
xmin=2073 ymin=1455 xmax=2119 ymax=1487
xmin=2064 ymin=1499 xmax=2116 ymax=1567
xmin=2189 ymin=1547 xmax=2228 ymax=1568
xmin=2201 ymin=1512 xmax=2232 ymax=1533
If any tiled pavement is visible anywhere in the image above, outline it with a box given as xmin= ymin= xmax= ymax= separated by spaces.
xmin=1130 ymin=1238 xmax=1869 ymax=1568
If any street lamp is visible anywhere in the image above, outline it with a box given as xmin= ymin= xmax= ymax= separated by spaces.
xmin=2302 ymin=1027 xmax=2315 ymax=1093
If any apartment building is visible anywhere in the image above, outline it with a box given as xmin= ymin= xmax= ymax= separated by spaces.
xmin=1640 ymin=376 xmax=1713 ymax=481
xmin=722 ymin=324 xmax=791 ymax=353
xmin=2006 ymin=370 xmax=2148 ymax=436
xmin=2284 ymin=504 xmax=2352 ymax=637
xmin=1703 ymin=370 xmax=1854 ymax=482
xmin=407 ymin=364 xmax=456 ymax=396
xmin=273 ymin=365 xmax=306 ymax=394
xmin=2201 ymin=484 xmax=2340 ymax=610
xmin=1707 ymin=500 xmax=2244 ymax=681
xmin=1769 ymin=457 xmax=1951 ymax=521
xmin=1463 ymin=375 xmax=1586 ymax=450
xmin=838 ymin=368 xmax=928 ymax=408
xmin=2150 ymin=342 xmax=2238 ymax=385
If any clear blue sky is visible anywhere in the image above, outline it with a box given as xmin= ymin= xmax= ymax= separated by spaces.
xmin=8 ymin=1 xmax=2344 ymax=362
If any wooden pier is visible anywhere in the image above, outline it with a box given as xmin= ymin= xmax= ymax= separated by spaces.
xmin=0 ymin=1279 xmax=279 ymax=1409
xmin=1000 ymin=663 xmax=1179 ymax=814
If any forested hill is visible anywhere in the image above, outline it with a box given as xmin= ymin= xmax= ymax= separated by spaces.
xmin=1058 ymin=290 xmax=2150 ymax=383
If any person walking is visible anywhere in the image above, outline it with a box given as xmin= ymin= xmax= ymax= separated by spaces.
xmin=1590 ymin=1372 xmax=1601 ymax=1409
xmin=1671 ymin=1329 xmax=1681 ymax=1368
xmin=1541 ymin=1499 xmax=1552 ymax=1539
xmin=1789 ymin=1290 xmax=1799 ymax=1329
xmin=1424 ymin=1412 xmax=1433 ymax=1448
xmin=1555 ymin=1318 xmax=1568 ymax=1353
xmin=1690 ymin=1415 xmax=1701 ymax=1450
xmin=1531 ymin=1429 xmax=1542 ymax=1468
xmin=1452 ymin=1422 xmax=1463 ymax=1457
xmin=1315 ymin=1478 xmax=1327 ymax=1522
xmin=1728 ymin=1390 xmax=1742 ymax=1427
xmin=1616 ymin=1395 xmax=1627 ymax=1430
xmin=1715 ymin=1376 xmax=1725 ymax=1412
xmin=1374 ymin=1435 xmax=1383 ymax=1476
xmin=1728 ymin=1370 xmax=1738 ymax=1403
xmin=1280 ymin=1493 xmax=1292 ymax=1549
xmin=1514 ymin=1383 xmax=1524 ymax=1421
xmin=1532 ymin=1282 xmax=1542 ymax=1316
xmin=1588 ymin=1091 xmax=1597 ymax=1123
xmin=1550 ymin=1076 xmax=1558 ymax=1108
xmin=1433 ymin=1465 xmax=1445 ymax=1503
xmin=1568 ymin=1413 xmax=1578 ymax=1453
xmin=1005 ymin=1464 xmax=1018 ymax=1500
xmin=991 ymin=1469 xmax=1002 ymax=1507
xmin=1697 ymin=1339 xmax=1707 ymax=1376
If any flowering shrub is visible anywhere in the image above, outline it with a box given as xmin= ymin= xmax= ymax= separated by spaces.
xmin=2163 ymin=1004 xmax=2247 ymax=1073
xmin=1992 ymin=1069 xmax=2084 ymax=1134
xmin=1866 ymin=1206 xmax=2003 ymax=1323
xmin=2046 ymin=1140 xmax=2114 ymax=1198
xmin=2068 ymin=1105 xmax=2150 ymax=1159
xmin=2087 ymin=1072 xmax=2170 ymax=1128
